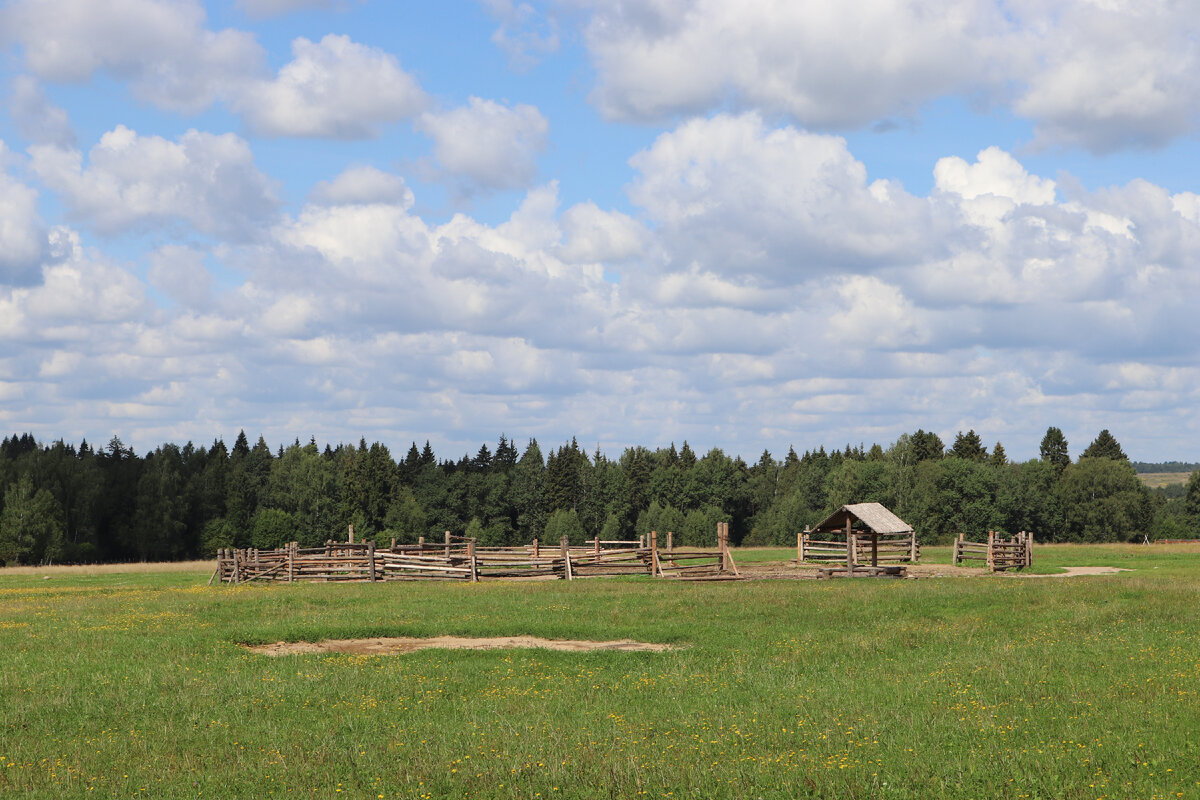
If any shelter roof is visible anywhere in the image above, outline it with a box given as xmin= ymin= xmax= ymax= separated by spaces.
xmin=812 ymin=502 xmax=913 ymax=534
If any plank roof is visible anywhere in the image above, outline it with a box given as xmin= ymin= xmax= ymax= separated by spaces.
xmin=812 ymin=502 xmax=913 ymax=535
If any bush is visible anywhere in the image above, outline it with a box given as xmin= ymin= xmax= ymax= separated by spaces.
xmin=544 ymin=508 xmax=585 ymax=545
xmin=249 ymin=509 xmax=298 ymax=550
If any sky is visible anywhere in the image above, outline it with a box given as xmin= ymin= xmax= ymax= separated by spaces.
xmin=1 ymin=0 xmax=1199 ymax=463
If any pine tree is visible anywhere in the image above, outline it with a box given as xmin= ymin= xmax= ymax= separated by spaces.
xmin=991 ymin=442 xmax=1008 ymax=466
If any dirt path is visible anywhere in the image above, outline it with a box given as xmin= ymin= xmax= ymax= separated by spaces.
xmin=244 ymin=635 xmax=678 ymax=656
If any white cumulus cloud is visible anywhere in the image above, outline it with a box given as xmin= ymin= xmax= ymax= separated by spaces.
xmin=418 ymin=97 xmax=549 ymax=192
xmin=29 ymin=125 xmax=278 ymax=239
xmin=238 ymin=34 xmax=427 ymax=138
xmin=1 ymin=0 xmax=264 ymax=112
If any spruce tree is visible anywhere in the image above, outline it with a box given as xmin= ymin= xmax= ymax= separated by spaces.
xmin=1039 ymin=427 xmax=1070 ymax=471
xmin=1081 ymin=429 xmax=1127 ymax=461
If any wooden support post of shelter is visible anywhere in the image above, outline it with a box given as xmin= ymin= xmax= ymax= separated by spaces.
xmin=843 ymin=518 xmax=854 ymax=576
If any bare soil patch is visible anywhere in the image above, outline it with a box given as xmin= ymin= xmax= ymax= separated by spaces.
xmin=1014 ymin=566 xmax=1131 ymax=578
xmin=244 ymin=635 xmax=678 ymax=656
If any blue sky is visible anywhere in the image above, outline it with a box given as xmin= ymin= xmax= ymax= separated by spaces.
xmin=1 ymin=0 xmax=1199 ymax=462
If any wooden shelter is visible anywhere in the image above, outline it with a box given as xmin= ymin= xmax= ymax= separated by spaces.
xmin=800 ymin=502 xmax=919 ymax=574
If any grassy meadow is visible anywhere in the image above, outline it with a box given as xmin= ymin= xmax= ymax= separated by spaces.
xmin=1136 ymin=472 xmax=1191 ymax=489
xmin=2 ymin=546 xmax=1199 ymax=798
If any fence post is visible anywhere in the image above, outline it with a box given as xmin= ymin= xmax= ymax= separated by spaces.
xmin=468 ymin=538 xmax=479 ymax=582
xmin=666 ymin=531 xmax=673 ymax=553
xmin=595 ymin=535 xmax=601 ymax=558
xmin=367 ymin=540 xmax=377 ymax=582
xmin=909 ymin=531 xmax=917 ymax=562
xmin=444 ymin=530 xmax=451 ymax=558
xmin=1026 ymin=531 xmax=1034 ymax=568
xmin=532 ymin=537 xmax=539 ymax=559
xmin=650 ymin=530 xmax=661 ymax=577
xmin=288 ymin=542 xmax=296 ymax=582
xmin=987 ymin=530 xmax=995 ymax=571
xmin=561 ymin=536 xmax=574 ymax=581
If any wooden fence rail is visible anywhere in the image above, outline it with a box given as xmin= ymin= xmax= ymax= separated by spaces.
xmin=216 ymin=528 xmax=742 ymax=584
xmin=797 ymin=530 xmax=920 ymax=565
xmin=952 ymin=531 xmax=1033 ymax=571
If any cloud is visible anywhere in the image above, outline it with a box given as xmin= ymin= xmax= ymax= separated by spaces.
xmin=626 ymin=113 xmax=937 ymax=284
xmin=8 ymin=76 xmax=75 ymax=148
xmin=309 ymin=166 xmax=414 ymax=207
xmin=573 ymin=0 xmax=1010 ymax=127
xmin=560 ymin=0 xmax=1200 ymax=152
xmin=2 ymin=0 xmax=264 ymax=112
xmin=482 ymin=0 xmax=561 ymax=69
xmin=418 ymin=97 xmax=549 ymax=192
xmin=28 ymin=125 xmax=278 ymax=239
xmin=238 ymin=34 xmax=427 ymax=138
xmin=558 ymin=202 xmax=648 ymax=264
xmin=147 ymin=245 xmax=213 ymax=308
xmin=5 ymin=111 xmax=1200 ymax=458
xmin=237 ymin=0 xmax=333 ymax=18
xmin=0 ymin=143 xmax=49 ymax=285
xmin=1012 ymin=1 xmax=1200 ymax=152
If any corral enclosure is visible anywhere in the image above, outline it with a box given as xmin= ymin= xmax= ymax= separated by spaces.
xmin=1 ymin=544 xmax=1198 ymax=799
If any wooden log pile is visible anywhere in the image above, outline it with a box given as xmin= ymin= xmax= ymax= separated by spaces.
xmin=952 ymin=531 xmax=1033 ymax=571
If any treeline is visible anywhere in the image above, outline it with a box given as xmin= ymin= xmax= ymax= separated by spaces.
xmin=0 ymin=427 xmax=1197 ymax=566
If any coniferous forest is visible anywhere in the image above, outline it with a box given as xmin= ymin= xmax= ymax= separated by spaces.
xmin=0 ymin=427 xmax=1197 ymax=566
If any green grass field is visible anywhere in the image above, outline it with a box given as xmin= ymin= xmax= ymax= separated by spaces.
xmin=2 ymin=546 xmax=1199 ymax=799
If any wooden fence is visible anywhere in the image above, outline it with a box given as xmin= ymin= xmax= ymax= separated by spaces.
xmin=952 ymin=531 xmax=1033 ymax=571
xmin=655 ymin=522 xmax=740 ymax=580
xmin=214 ymin=525 xmax=742 ymax=584
xmin=797 ymin=530 xmax=919 ymax=565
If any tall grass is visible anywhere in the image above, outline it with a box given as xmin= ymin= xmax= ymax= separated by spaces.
xmin=1 ymin=545 xmax=1197 ymax=798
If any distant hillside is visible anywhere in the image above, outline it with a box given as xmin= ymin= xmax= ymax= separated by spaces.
xmin=1132 ymin=461 xmax=1199 ymax=474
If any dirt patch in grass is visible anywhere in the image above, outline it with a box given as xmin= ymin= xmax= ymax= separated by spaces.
xmin=244 ymin=635 xmax=679 ymax=656
xmin=1014 ymin=566 xmax=1131 ymax=578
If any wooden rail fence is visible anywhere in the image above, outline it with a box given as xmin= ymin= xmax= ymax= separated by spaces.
xmin=215 ymin=525 xmax=741 ymax=584
xmin=952 ymin=531 xmax=1033 ymax=571
xmin=797 ymin=530 xmax=920 ymax=565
